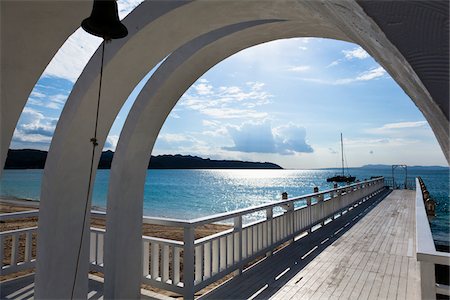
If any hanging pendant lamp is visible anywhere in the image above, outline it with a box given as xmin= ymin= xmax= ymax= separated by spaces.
xmin=81 ymin=0 xmax=128 ymax=40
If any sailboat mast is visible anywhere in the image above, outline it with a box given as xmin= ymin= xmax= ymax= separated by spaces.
xmin=341 ymin=133 xmax=344 ymax=176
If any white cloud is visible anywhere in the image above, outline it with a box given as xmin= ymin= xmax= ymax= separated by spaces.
xmin=327 ymin=60 xmax=340 ymax=68
xmin=194 ymin=83 xmax=213 ymax=95
xmin=154 ymin=133 xmax=206 ymax=153
xmin=328 ymin=46 xmax=370 ymax=68
xmin=366 ymin=121 xmax=430 ymax=137
xmin=159 ymin=133 xmax=191 ymax=143
xmin=299 ymin=66 xmax=387 ymax=85
xmin=379 ymin=121 xmax=428 ymax=130
xmin=28 ymin=89 xmax=69 ymax=110
xmin=355 ymin=67 xmax=386 ymax=81
xmin=224 ymin=121 xmax=313 ymax=155
xmin=343 ymin=47 xmax=370 ymax=60
xmin=41 ymin=0 xmax=143 ymax=82
xmin=12 ymin=108 xmax=57 ymax=145
xmin=202 ymin=120 xmax=220 ymax=127
xmin=200 ymin=108 xmax=268 ymax=119
xmin=288 ymin=65 xmax=311 ymax=72
xmin=42 ymin=29 xmax=102 ymax=82
xmin=180 ymin=80 xmax=272 ymax=120
xmin=30 ymin=91 xmax=46 ymax=98
xmin=104 ymin=135 xmax=119 ymax=151
xmin=117 ymin=0 xmax=144 ymax=19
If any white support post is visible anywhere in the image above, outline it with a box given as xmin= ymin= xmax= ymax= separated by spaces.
xmin=233 ymin=216 xmax=243 ymax=275
xmin=25 ymin=232 xmax=32 ymax=262
xmin=318 ymin=194 xmax=324 ymax=226
xmin=287 ymin=204 xmax=295 ymax=243
xmin=183 ymin=227 xmax=195 ymax=300
xmin=266 ymin=208 xmax=273 ymax=257
xmin=420 ymin=261 xmax=436 ymax=299
xmin=0 ymin=236 xmax=4 ymax=269
xmin=307 ymin=197 xmax=312 ymax=233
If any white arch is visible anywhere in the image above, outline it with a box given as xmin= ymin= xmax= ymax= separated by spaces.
xmin=106 ymin=3 xmax=449 ymax=298
xmin=35 ymin=2 xmax=329 ymax=297
xmin=103 ymin=19 xmax=349 ymax=299
xmin=35 ymin=0 xmax=448 ymax=298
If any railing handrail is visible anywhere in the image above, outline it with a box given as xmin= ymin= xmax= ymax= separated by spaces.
xmin=0 ymin=226 xmax=37 ymax=236
xmin=0 ymin=209 xmax=39 ymax=221
xmin=415 ymin=178 xmax=450 ymax=266
xmin=1 ymin=178 xmax=383 ymax=229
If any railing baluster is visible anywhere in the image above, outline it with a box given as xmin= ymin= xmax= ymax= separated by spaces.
xmin=173 ymin=247 xmax=180 ymax=285
xmin=151 ymin=242 xmax=159 ymax=279
xmin=250 ymin=226 xmax=255 ymax=255
xmin=266 ymin=208 xmax=273 ymax=251
xmin=143 ymin=241 xmax=149 ymax=277
xmin=212 ymin=239 xmax=219 ymax=275
xmin=204 ymin=242 xmax=211 ymax=279
xmin=233 ymin=216 xmax=242 ymax=274
xmin=162 ymin=245 xmax=169 ymax=282
xmin=262 ymin=222 xmax=267 ymax=249
xmin=194 ymin=244 xmax=203 ymax=284
xmin=227 ymin=234 xmax=233 ymax=267
xmin=97 ymin=232 xmax=104 ymax=265
xmin=220 ymin=236 xmax=226 ymax=271
xmin=0 ymin=235 xmax=4 ymax=269
xmin=258 ymin=223 xmax=263 ymax=251
xmin=25 ymin=231 xmax=32 ymax=262
xmin=90 ymin=232 xmax=96 ymax=263
xmin=10 ymin=234 xmax=18 ymax=266
xmin=242 ymin=228 xmax=247 ymax=259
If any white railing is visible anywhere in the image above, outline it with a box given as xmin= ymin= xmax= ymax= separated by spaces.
xmin=0 ymin=226 xmax=37 ymax=275
xmin=1 ymin=178 xmax=385 ymax=299
xmin=89 ymin=177 xmax=385 ymax=298
xmin=415 ymin=178 xmax=450 ymax=299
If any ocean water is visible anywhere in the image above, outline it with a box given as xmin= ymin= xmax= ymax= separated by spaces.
xmin=1 ymin=168 xmax=448 ymax=246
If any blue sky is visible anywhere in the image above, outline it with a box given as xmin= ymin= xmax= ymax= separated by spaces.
xmin=10 ymin=1 xmax=448 ymax=169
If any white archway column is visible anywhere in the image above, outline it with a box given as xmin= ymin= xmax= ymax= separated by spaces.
xmin=35 ymin=1 xmax=316 ymax=297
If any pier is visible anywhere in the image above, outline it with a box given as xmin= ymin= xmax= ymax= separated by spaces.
xmin=1 ymin=178 xmax=449 ymax=299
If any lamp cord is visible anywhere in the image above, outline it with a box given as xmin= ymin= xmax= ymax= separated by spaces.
xmin=71 ymin=40 xmax=106 ymax=299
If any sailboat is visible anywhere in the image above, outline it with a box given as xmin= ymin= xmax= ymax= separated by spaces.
xmin=326 ymin=133 xmax=356 ymax=183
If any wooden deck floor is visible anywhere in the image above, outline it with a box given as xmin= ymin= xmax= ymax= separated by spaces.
xmin=202 ymin=189 xmax=420 ymax=300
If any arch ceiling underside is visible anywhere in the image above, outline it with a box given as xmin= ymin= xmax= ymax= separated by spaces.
xmin=0 ymin=1 xmax=448 ymax=298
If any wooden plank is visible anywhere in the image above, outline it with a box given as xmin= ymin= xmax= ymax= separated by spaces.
xmin=359 ymin=271 xmax=377 ymax=299
xmin=367 ymin=273 xmax=383 ymax=299
xmin=387 ymin=275 xmax=400 ymax=299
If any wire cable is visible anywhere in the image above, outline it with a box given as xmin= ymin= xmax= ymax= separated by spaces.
xmin=70 ymin=40 xmax=106 ymax=299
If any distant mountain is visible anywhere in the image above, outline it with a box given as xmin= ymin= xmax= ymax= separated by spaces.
xmin=4 ymin=149 xmax=47 ymax=169
xmin=5 ymin=149 xmax=283 ymax=170
xmin=360 ymin=164 xmax=449 ymax=170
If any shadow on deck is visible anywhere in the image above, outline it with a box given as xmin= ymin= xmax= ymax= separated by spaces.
xmin=0 ymin=273 xmax=171 ymax=300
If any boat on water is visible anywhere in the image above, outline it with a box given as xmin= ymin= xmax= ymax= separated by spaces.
xmin=327 ymin=133 xmax=356 ymax=183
